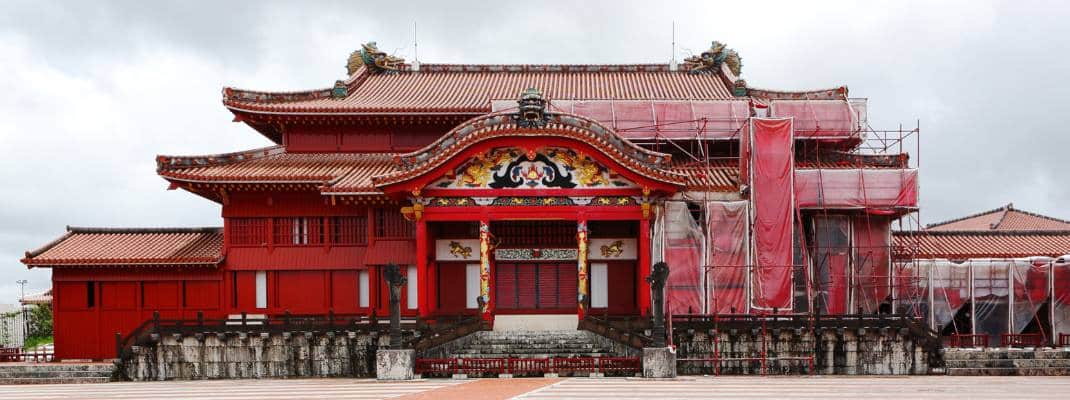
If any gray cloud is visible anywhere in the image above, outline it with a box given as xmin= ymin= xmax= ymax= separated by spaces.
xmin=1 ymin=0 xmax=1068 ymax=303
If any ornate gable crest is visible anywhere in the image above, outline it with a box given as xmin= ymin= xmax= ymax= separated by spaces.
xmin=431 ymin=147 xmax=637 ymax=190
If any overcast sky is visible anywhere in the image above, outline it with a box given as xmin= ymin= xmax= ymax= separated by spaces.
xmin=1 ymin=0 xmax=1068 ymax=304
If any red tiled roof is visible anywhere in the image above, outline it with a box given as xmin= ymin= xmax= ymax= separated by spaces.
xmin=926 ymin=203 xmax=1070 ymax=231
xmin=223 ymin=64 xmax=736 ymax=115
xmin=157 ymin=146 xmax=396 ymax=186
xmin=893 ymin=230 xmax=1070 ymax=260
xmin=22 ymin=227 xmax=223 ymax=268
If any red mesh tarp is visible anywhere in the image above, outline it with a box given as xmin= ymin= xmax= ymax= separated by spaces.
xmin=664 ymin=202 xmax=704 ymax=315
xmin=706 ymin=200 xmax=748 ymax=314
xmin=1054 ymin=256 xmax=1070 ymax=338
xmin=495 ymin=100 xmax=750 ymax=140
xmin=930 ymin=260 xmax=970 ymax=333
xmin=770 ymin=100 xmax=859 ymax=140
xmin=972 ymin=259 xmax=1010 ymax=346
xmin=749 ymin=118 xmax=794 ymax=311
xmin=853 ymin=216 xmax=891 ymax=313
xmin=794 ymin=169 xmax=918 ymax=209
xmin=811 ymin=216 xmax=850 ymax=314
xmin=893 ymin=261 xmax=930 ymax=321
xmin=1011 ymin=257 xmax=1050 ymax=333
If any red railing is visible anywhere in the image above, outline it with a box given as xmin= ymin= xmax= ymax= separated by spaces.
xmin=948 ymin=334 xmax=988 ymax=348
xmin=1000 ymin=333 xmax=1046 ymax=348
xmin=1060 ymin=334 xmax=1070 ymax=347
xmin=415 ymin=356 xmax=641 ymax=376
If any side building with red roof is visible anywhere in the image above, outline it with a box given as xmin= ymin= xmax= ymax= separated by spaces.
xmin=893 ymin=204 xmax=1070 ymax=346
xmin=23 ymin=41 xmax=921 ymax=361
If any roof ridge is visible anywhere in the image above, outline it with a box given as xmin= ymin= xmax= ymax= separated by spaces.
xmin=1005 ymin=205 xmax=1070 ymax=226
xmin=989 ymin=203 xmax=1013 ymax=229
xmin=66 ymin=226 xmax=224 ymax=234
xmin=23 ymin=230 xmax=74 ymax=260
xmin=156 ymin=145 xmax=285 ymax=171
xmin=925 ymin=205 xmax=1007 ymax=229
xmin=894 ymin=229 xmax=1070 ymax=236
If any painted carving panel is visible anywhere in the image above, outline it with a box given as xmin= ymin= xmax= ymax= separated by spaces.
xmin=431 ymin=147 xmax=637 ymax=190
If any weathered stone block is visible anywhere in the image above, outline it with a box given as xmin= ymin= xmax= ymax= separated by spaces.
xmin=375 ymin=349 xmax=415 ymax=380
xmin=643 ymin=347 xmax=677 ymax=378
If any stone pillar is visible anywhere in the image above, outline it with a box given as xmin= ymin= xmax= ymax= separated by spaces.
xmin=642 ymin=347 xmax=677 ymax=378
xmin=643 ymin=261 xmax=676 ymax=378
xmin=577 ymin=220 xmax=590 ymax=319
xmin=478 ymin=220 xmax=493 ymax=323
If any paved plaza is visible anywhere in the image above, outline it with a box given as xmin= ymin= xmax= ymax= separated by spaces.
xmin=2 ymin=376 xmax=1069 ymax=399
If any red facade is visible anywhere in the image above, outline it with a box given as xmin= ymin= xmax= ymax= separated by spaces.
xmin=22 ymin=41 xmax=920 ymax=360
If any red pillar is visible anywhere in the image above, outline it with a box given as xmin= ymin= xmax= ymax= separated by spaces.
xmin=478 ymin=220 xmax=493 ymax=323
xmin=638 ymin=217 xmax=652 ymax=316
xmin=577 ymin=220 xmax=589 ymax=320
xmin=416 ymin=218 xmax=429 ymax=318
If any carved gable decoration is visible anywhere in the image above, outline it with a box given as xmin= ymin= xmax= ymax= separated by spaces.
xmin=430 ymin=147 xmax=637 ymax=190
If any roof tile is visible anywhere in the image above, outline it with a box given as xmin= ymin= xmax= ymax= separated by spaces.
xmin=22 ymin=227 xmax=223 ymax=268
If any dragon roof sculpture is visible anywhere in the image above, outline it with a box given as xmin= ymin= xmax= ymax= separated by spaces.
xmin=346 ymin=41 xmax=405 ymax=75
xmin=683 ymin=41 xmax=742 ymax=76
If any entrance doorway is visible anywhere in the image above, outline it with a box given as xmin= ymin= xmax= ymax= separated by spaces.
xmin=495 ymin=262 xmax=578 ymax=313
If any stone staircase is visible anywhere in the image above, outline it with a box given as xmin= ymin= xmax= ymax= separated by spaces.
xmin=945 ymin=349 xmax=1070 ymax=376
xmin=423 ymin=330 xmax=638 ymax=360
xmin=0 ymin=363 xmax=115 ymax=384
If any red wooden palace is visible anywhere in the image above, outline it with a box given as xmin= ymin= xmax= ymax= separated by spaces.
xmin=22 ymin=41 xmax=919 ymax=360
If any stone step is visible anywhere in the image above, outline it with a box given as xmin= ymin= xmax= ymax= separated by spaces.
xmin=456 ymin=350 xmax=610 ymax=355
xmin=462 ymin=343 xmax=603 ymax=349
xmin=0 ymin=364 xmax=115 ymax=373
xmin=945 ymin=359 xmax=1070 ymax=368
xmin=0 ymin=370 xmax=114 ymax=378
xmin=943 ymin=350 xmax=1070 ymax=360
xmin=947 ymin=367 xmax=1070 ymax=376
xmin=0 ymin=377 xmax=112 ymax=385
xmin=454 ymin=353 xmax=613 ymax=359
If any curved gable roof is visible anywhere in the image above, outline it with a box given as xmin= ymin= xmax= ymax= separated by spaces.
xmin=372 ymin=110 xmax=687 ymax=192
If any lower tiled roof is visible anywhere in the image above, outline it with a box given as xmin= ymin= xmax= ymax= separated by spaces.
xmin=22 ymin=227 xmax=224 ymax=268
xmin=892 ymin=230 xmax=1070 ymax=260
xmin=926 ymin=203 xmax=1070 ymax=231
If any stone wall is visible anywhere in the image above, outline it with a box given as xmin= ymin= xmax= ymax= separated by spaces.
xmin=122 ymin=331 xmax=392 ymax=381
xmin=673 ymin=328 xmax=932 ymax=375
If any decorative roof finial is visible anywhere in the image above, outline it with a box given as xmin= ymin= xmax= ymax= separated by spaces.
xmin=683 ymin=41 xmax=742 ymax=76
xmin=513 ymin=88 xmax=549 ymax=128
xmin=346 ymin=41 xmax=405 ymax=75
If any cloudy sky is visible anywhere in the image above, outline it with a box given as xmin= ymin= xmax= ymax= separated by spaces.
xmin=1 ymin=0 xmax=1068 ymax=303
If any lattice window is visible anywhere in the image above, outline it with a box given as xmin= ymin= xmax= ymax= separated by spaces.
xmin=229 ymin=218 xmax=268 ymax=246
xmin=375 ymin=209 xmax=414 ymax=238
xmin=332 ymin=216 xmax=368 ymax=245
xmin=273 ymin=217 xmax=325 ymax=245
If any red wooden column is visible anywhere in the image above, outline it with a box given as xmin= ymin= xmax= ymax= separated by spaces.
xmin=638 ymin=217 xmax=652 ymax=316
xmin=415 ymin=217 xmax=429 ymax=318
xmin=577 ymin=220 xmax=590 ymax=320
xmin=478 ymin=220 xmax=493 ymax=323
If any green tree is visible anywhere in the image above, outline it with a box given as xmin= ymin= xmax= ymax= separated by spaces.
xmin=26 ymin=305 xmax=52 ymax=339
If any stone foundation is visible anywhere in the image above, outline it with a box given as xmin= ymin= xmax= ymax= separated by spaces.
xmin=642 ymin=347 xmax=677 ymax=378
xmin=673 ymin=328 xmax=932 ymax=375
xmin=376 ymin=349 xmax=416 ymax=380
xmin=122 ymin=331 xmax=388 ymax=381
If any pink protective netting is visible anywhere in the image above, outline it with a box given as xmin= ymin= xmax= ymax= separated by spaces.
xmin=893 ymin=261 xmax=930 ymax=321
xmin=770 ymin=100 xmax=860 ymax=140
xmin=794 ymin=169 xmax=918 ymax=209
xmin=494 ymin=100 xmax=751 ymax=140
xmin=853 ymin=217 xmax=891 ymax=313
xmin=749 ymin=118 xmax=794 ymax=311
xmin=1011 ymin=258 xmax=1051 ymax=334
xmin=706 ymin=200 xmax=748 ymax=314
xmin=930 ymin=260 xmax=970 ymax=333
xmin=811 ymin=216 xmax=850 ymax=314
xmin=1053 ymin=256 xmax=1070 ymax=339
xmin=972 ymin=259 xmax=1010 ymax=345
xmin=663 ymin=201 xmax=705 ymax=315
